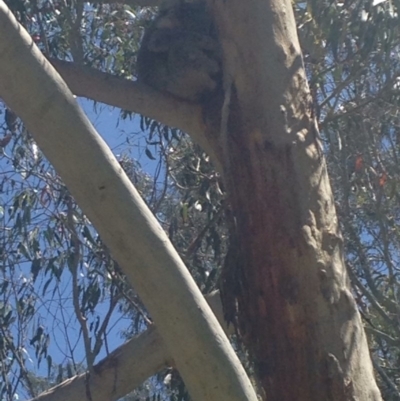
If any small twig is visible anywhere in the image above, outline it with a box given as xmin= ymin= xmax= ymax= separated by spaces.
xmin=66 ymin=199 xmax=94 ymax=369
xmin=347 ymin=264 xmax=397 ymax=331
xmin=92 ymin=294 xmax=118 ymax=358
xmin=364 ymin=327 xmax=400 ymax=347
xmin=31 ymin=0 xmax=50 ymax=55
xmin=61 ymin=0 xmax=84 ymax=62
xmin=0 ymin=326 xmax=36 ymax=398
xmin=372 ymin=357 xmax=400 ymax=400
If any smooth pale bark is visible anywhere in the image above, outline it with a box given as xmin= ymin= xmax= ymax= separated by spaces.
xmin=30 ymin=292 xmax=232 ymax=401
xmin=207 ymin=0 xmax=382 ymax=400
xmin=47 ymin=59 xmax=223 ymax=173
xmin=34 ymin=327 xmax=167 ymax=401
xmin=0 ymin=4 xmax=257 ymax=401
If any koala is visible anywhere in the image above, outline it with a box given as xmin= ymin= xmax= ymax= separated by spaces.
xmin=136 ymin=0 xmax=221 ymax=102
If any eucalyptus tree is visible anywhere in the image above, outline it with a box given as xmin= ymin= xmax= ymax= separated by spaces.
xmin=2 ymin=0 xmax=399 ymax=400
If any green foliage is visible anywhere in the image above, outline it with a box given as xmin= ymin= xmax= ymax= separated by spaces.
xmin=2 ymin=0 xmax=400 ymax=399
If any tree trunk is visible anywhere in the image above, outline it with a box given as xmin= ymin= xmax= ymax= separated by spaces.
xmin=208 ymin=0 xmax=382 ymax=400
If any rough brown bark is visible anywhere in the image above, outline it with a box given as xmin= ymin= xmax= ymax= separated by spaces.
xmin=207 ymin=0 xmax=383 ymax=400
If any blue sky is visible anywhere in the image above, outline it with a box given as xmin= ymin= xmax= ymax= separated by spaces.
xmin=0 ymin=96 xmax=161 ymax=394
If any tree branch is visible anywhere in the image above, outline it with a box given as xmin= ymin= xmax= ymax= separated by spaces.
xmin=32 ymin=326 xmax=168 ymax=401
xmin=29 ymin=292 xmax=233 ymax=401
xmin=0 ymin=4 xmax=255 ymax=401
xmin=49 ymin=59 xmax=221 ymax=167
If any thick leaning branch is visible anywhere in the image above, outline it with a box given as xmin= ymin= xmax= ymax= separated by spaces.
xmin=30 ymin=292 xmax=232 ymax=401
xmin=0 ymin=3 xmax=256 ymax=401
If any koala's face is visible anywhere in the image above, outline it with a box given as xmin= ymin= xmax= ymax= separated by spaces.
xmin=137 ymin=0 xmax=220 ymax=102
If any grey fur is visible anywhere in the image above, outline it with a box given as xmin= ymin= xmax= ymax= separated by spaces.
xmin=136 ymin=0 xmax=221 ymax=102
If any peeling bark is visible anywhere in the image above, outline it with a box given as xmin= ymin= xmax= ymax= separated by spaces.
xmin=209 ymin=0 xmax=382 ymax=399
